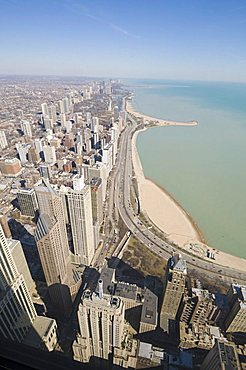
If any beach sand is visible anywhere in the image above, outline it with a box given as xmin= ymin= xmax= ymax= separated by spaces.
xmin=127 ymin=101 xmax=198 ymax=126
xmin=130 ymin=106 xmax=246 ymax=272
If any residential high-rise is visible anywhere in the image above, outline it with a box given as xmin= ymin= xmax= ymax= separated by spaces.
xmin=17 ymin=188 xmax=38 ymax=217
xmin=35 ymin=214 xmax=73 ymax=314
xmin=0 ymin=225 xmax=37 ymax=342
xmin=34 ymin=138 xmax=44 ymax=155
xmin=34 ymin=179 xmax=80 ymax=313
xmin=8 ymin=238 xmax=35 ymax=292
xmin=0 ymin=215 xmax=11 ymax=238
xmin=16 ymin=143 xmax=30 ymax=164
xmin=43 ymin=145 xmax=56 ymax=163
xmin=0 ymin=130 xmax=8 ymax=150
xmin=0 ymin=223 xmax=58 ymax=351
xmin=225 ymin=284 xmax=246 ymax=333
xmin=180 ymin=287 xmax=219 ymax=326
xmin=21 ymin=120 xmax=32 ymax=138
xmin=48 ymin=105 xmax=57 ymax=122
xmin=160 ymin=254 xmax=187 ymax=333
xmin=39 ymin=163 xmax=52 ymax=179
xmin=28 ymin=146 xmax=40 ymax=164
xmin=90 ymin=177 xmax=103 ymax=226
xmin=41 ymin=103 xmax=48 ymax=116
xmin=88 ymin=163 xmax=107 ymax=202
xmin=65 ymin=175 xmax=95 ymax=266
xmin=73 ymin=288 xmax=125 ymax=363
xmin=201 ymin=340 xmax=241 ymax=370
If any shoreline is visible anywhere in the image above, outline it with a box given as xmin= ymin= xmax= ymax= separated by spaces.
xmin=127 ymin=100 xmax=198 ymax=126
xmin=129 ymin=103 xmax=246 ymax=272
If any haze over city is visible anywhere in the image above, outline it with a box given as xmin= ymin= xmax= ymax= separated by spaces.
xmin=1 ymin=0 xmax=246 ymax=81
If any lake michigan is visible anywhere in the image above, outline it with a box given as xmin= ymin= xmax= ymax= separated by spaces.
xmin=125 ymin=79 xmax=246 ymax=259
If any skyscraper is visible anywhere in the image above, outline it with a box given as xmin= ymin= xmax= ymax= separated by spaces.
xmin=21 ymin=120 xmax=32 ymax=138
xmin=34 ymin=179 xmax=79 ymax=314
xmin=90 ymin=177 xmax=103 ymax=226
xmin=0 ymin=130 xmax=8 ymax=150
xmin=73 ymin=286 xmax=125 ymax=363
xmin=41 ymin=103 xmax=48 ymax=116
xmin=225 ymin=284 xmax=246 ymax=333
xmin=65 ymin=175 xmax=95 ymax=266
xmin=16 ymin=143 xmax=30 ymax=164
xmin=17 ymin=188 xmax=38 ymax=217
xmin=35 ymin=214 xmax=73 ymax=314
xmin=201 ymin=339 xmax=241 ymax=370
xmin=43 ymin=145 xmax=56 ymax=164
xmin=160 ymin=254 xmax=187 ymax=333
xmin=0 ymin=224 xmax=59 ymax=350
xmin=0 ymin=224 xmax=36 ymax=341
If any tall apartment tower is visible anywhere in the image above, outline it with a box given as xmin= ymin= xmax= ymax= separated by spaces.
xmin=73 ymin=287 xmax=125 ymax=363
xmin=0 ymin=214 xmax=11 ymax=238
xmin=21 ymin=121 xmax=32 ymax=138
xmin=66 ymin=175 xmax=95 ymax=266
xmin=41 ymin=103 xmax=48 ymax=116
xmin=35 ymin=214 xmax=73 ymax=314
xmin=0 ymin=224 xmax=37 ymax=342
xmin=34 ymin=179 xmax=78 ymax=314
xmin=0 ymin=130 xmax=8 ymax=150
xmin=88 ymin=163 xmax=107 ymax=202
xmin=225 ymin=284 xmax=246 ymax=333
xmin=201 ymin=339 xmax=241 ymax=370
xmin=17 ymin=188 xmax=38 ymax=217
xmin=160 ymin=254 xmax=187 ymax=333
xmin=90 ymin=177 xmax=103 ymax=226
xmin=43 ymin=145 xmax=56 ymax=164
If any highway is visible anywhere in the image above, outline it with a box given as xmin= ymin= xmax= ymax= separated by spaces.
xmin=91 ymin=101 xmax=246 ymax=284
xmin=109 ymin=110 xmax=246 ymax=285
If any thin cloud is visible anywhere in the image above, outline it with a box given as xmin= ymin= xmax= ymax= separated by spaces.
xmin=62 ymin=0 xmax=139 ymax=39
xmin=110 ymin=23 xmax=129 ymax=36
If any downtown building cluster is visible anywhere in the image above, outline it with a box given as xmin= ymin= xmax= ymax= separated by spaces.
xmin=0 ymin=77 xmax=127 ymax=354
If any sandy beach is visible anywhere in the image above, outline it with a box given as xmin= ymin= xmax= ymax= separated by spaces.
xmin=130 ymin=108 xmax=246 ymax=272
xmin=127 ymin=100 xmax=198 ymax=126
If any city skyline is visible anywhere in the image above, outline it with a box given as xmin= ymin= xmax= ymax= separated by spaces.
xmin=0 ymin=0 xmax=246 ymax=82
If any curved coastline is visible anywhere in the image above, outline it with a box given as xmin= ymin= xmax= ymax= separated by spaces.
xmin=128 ymin=102 xmax=246 ymax=272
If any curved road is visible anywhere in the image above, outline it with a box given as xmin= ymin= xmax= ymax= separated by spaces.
xmin=112 ymin=112 xmax=246 ymax=284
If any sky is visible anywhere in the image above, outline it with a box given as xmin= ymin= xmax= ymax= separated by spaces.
xmin=1 ymin=0 xmax=246 ymax=81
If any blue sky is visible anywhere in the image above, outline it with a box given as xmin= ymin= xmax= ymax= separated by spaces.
xmin=1 ymin=0 xmax=246 ymax=81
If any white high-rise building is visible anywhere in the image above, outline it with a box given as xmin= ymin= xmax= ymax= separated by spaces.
xmin=91 ymin=117 xmax=99 ymax=133
xmin=0 ymin=130 xmax=8 ymax=149
xmin=88 ymin=163 xmax=107 ymax=202
xmin=102 ymin=143 xmax=113 ymax=177
xmin=43 ymin=145 xmax=56 ymax=163
xmin=16 ymin=143 xmax=30 ymax=164
xmin=65 ymin=175 xmax=95 ymax=266
xmin=73 ymin=288 xmax=125 ymax=363
xmin=41 ymin=103 xmax=48 ymax=116
xmin=21 ymin=120 xmax=32 ymax=138
xmin=34 ymin=139 xmax=44 ymax=155
xmin=63 ymin=97 xmax=69 ymax=113
xmin=59 ymin=100 xmax=65 ymax=114
xmin=49 ymin=105 xmax=57 ymax=122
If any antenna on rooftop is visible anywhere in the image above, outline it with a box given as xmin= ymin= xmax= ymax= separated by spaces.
xmin=98 ymin=279 xmax=103 ymax=299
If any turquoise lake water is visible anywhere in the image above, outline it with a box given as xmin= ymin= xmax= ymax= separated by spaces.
xmin=124 ymin=79 xmax=246 ymax=259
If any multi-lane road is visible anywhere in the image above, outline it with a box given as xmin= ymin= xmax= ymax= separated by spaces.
xmin=108 ymin=110 xmax=246 ymax=285
xmin=92 ymin=104 xmax=246 ymax=284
